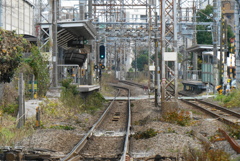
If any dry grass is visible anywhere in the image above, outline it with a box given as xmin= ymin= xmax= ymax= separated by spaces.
xmin=0 ymin=114 xmax=35 ymax=146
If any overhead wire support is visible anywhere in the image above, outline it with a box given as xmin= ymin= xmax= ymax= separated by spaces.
xmin=52 ymin=0 xmax=58 ymax=87
xmin=160 ymin=0 xmax=178 ymax=113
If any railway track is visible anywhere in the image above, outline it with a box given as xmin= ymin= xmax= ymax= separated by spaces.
xmin=61 ymin=87 xmax=131 ymax=161
xmin=119 ymin=80 xmax=148 ymax=89
xmin=180 ymin=98 xmax=240 ymax=127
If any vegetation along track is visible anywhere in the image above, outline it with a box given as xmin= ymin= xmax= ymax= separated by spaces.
xmin=180 ymin=98 xmax=240 ymax=127
xmin=61 ymin=87 xmax=131 ymax=161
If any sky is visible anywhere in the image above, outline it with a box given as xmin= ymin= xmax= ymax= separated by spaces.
xmin=61 ymin=0 xmax=87 ymax=7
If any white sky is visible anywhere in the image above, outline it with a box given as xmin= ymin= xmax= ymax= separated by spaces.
xmin=61 ymin=0 xmax=87 ymax=7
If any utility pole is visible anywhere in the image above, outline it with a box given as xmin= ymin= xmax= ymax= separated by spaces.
xmin=135 ymin=40 xmax=137 ymax=79
xmin=213 ymin=0 xmax=219 ymax=90
xmin=161 ymin=0 xmax=166 ymax=103
xmin=160 ymin=0 xmax=178 ymax=114
xmin=235 ymin=1 xmax=240 ymax=86
xmin=148 ymin=4 xmax=152 ymax=94
xmin=17 ymin=73 xmax=25 ymax=128
xmin=154 ymin=12 xmax=158 ymax=107
xmin=114 ymin=41 xmax=117 ymax=78
xmin=88 ymin=0 xmax=93 ymax=85
xmin=52 ymin=0 xmax=58 ymax=87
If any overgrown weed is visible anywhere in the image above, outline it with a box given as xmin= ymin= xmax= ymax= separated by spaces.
xmin=161 ymin=110 xmax=192 ymax=126
xmin=183 ymin=145 xmax=230 ymax=161
xmin=132 ymin=128 xmax=158 ymax=140
xmin=214 ymin=89 xmax=240 ymax=108
xmin=0 ymin=115 xmax=35 ymax=146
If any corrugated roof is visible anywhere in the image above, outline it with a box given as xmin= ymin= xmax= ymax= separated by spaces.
xmin=39 ymin=20 xmax=97 ymax=50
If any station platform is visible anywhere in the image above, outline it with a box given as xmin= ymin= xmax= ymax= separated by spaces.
xmin=179 ymin=95 xmax=215 ymax=100
xmin=77 ymin=85 xmax=100 ymax=92
xmin=104 ymin=95 xmax=155 ymax=101
xmin=104 ymin=94 xmax=215 ymax=101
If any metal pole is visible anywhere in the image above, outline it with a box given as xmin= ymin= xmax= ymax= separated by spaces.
xmin=88 ymin=0 xmax=92 ymax=19
xmin=154 ymin=12 xmax=158 ymax=107
xmin=235 ymin=1 xmax=240 ymax=86
xmin=148 ymin=4 xmax=152 ymax=94
xmin=115 ymin=41 xmax=117 ymax=78
xmin=173 ymin=0 xmax=178 ymax=98
xmin=220 ymin=16 xmax=223 ymax=87
xmin=135 ymin=40 xmax=137 ymax=79
xmin=161 ymin=0 xmax=166 ymax=103
xmin=96 ymin=41 xmax=99 ymax=82
xmin=52 ymin=0 xmax=58 ymax=87
xmin=213 ymin=0 xmax=218 ymax=91
xmin=31 ymin=74 xmax=35 ymax=98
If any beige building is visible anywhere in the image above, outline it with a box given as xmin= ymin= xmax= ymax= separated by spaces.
xmin=0 ymin=0 xmax=35 ymax=35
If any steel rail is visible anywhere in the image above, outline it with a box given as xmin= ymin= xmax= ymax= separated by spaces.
xmin=61 ymin=89 xmax=121 ymax=161
xmin=197 ymin=99 xmax=240 ymax=118
xmin=119 ymin=80 xmax=147 ymax=89
xmin=219 ymin=128 xmax=240 ymax=154
xmin=120 ymin=87 xmax=131 ymax=161
xmin=107 ymin=84 xmax=132 ymax=160
xmin=181 ymin=99 xmax=239 ymax=127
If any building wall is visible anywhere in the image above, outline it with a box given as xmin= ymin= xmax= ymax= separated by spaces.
xmin=1 ymin=0 xmax=34 ymax=35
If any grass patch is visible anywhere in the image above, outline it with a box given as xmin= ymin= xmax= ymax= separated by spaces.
xmin=0 ymin=115 xmax=35 ymax=146
xmin=83 ymin=91 xmax=106 ymax=114
xmin=214 ymin=89 xmax=240 ymax=108
xmin=49 ymin=125 xmax=75 ymax=130
xmin=183 ymin=147 xmax=230 ymax=161
xmin=133 ymin=117 xmax=149 ymax=126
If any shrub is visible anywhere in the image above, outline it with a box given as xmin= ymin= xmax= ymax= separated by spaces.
xmin=50 ymin=125 xmax=75 ymax=130
xmin=83 ymin=91 xmax=106 ymax=113
xmin=132 ymin=128 xmax=158 ymax=140
xmin=214 ymin=89 xmax=240 ymax=108
xmin=0 ymin=103 xmax=18 ymax=115
xmin=161 ymin=110 xmax=191 ymax=126
xmin=61 ymin=78 xmax=79 ymax=96
xmin=183 ymin=147 xmax=230 ymax=161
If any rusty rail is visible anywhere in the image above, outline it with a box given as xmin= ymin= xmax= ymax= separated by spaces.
xmin=219 ymin=128 xmax=240 ymax=154
xmin=181 ymin=99 xmax=239 ymax=127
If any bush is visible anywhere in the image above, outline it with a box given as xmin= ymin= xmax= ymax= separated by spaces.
xmin=183 ymin=147 xmax=230 ymax=161
xmin=50 ymin=125 xmax=75 ymax=130
xmin=161 ymin=110 xmax=191 ymax=126
xmin=61 ymin=78 xmax=79 ymax=96
xmin=0 ymin=103 xmax=18 ymax=115
xmin=83 ymin=91 xmax=106 ymax=113
xmin=0 ymin=83 xmax=18 ymax=115
xmin=132 ymin=128 xmax=158 ymax=140
xmin=214 ymin=89 xmax=240 ymax=108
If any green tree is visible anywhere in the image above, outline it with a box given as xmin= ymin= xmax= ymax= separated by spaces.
xmin=196 ymin=5 xmax=235 ymax=46
xmin=24 ymin=46 xmax=50 ymax=97
xmin=131 ymin=49 xmax=149 ymax=71
xmin=196 ymin=5 xmax=213 ymax=44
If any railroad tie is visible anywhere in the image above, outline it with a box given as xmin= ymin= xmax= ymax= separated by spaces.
xmin=112 ymin=112 xmax=120 ymax=121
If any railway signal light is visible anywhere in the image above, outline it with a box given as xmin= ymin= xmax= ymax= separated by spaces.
xmin=99 ymin=45 xmax=105 ymax=59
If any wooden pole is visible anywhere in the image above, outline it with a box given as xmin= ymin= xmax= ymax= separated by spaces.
xmin=17 ymin=73 xmax=25 ymax=128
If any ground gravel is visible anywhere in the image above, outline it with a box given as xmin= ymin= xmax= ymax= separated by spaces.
xmin=15 ymin=86 xmax=240 ymax=160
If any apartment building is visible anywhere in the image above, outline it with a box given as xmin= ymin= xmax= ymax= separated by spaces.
xmin=0 ymin=0 xmax=35 ymax=36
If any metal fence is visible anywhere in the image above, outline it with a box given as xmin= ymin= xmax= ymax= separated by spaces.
xmin=58 ymin=64 xmax=83 ymax=86
xmin=186 ymin=70 xmax=202 ymax=81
